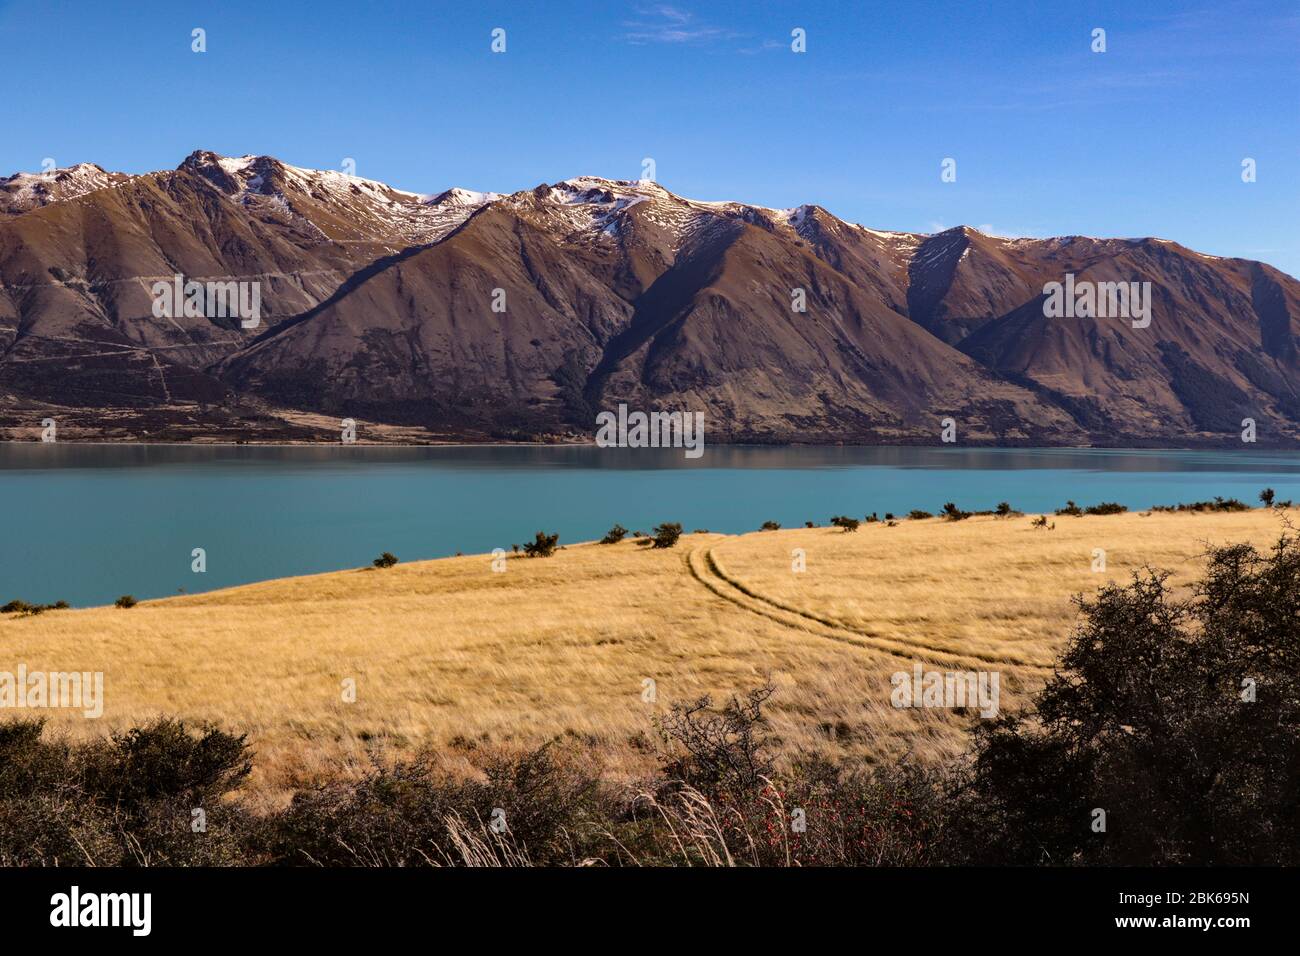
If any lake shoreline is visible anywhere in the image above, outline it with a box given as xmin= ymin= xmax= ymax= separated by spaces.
xmin=5 ymin=443 xmax=1300 ymax=607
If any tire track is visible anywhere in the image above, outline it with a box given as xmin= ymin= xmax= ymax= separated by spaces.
xmin=686 ymin=542 xmax=1054 ymax=673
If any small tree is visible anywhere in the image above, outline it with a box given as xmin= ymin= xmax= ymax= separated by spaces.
xmin=1261 ymin=488 xmax=1276 ymax=508
xmin=941 ymin=502 xmax=970 ymax=521
xmin=115 ymin=595 xmax=138 ymax=609
xmin=372 ymin=552 xmax=398 ymax=569
xmin=966 ymin=534 xmax=1300 ymax=865
xmin=648 ymin=522 xmax=683 ymax=549
xmin=830 ymin=515 xmax=860 ymax=532
xmin=655 ymin=682 xmax=776 ymax=796
xmin=522 ymin=532 xmax=559 ymax=558
xmin=995 ymin=501 xmax=1013 ymax=517
xmin=760 ymin=520 xmax=781 ymax=531
xmin=600 ymin=524 xmax=628 ymax=545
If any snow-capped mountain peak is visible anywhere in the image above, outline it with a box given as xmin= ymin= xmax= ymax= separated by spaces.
xmin=0 ymin=162 xmax=132 ymax=215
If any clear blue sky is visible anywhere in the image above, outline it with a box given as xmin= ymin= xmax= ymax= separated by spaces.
xmin=4 ymin=0 xmax=1298 ymax=276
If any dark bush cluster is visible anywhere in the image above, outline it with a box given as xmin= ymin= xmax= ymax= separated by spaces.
xmin=645 ymin=522 xmax=682 ymax=549
xmin=830 ymin=515 xmax=860 ymax=532
xmin=1055 ymin=500 xmax=1127 ymax=517
xmin=1 ymin=599 xmax=70 ymax=617
xmin=599 ymin=524 xmax=628 ymax=545
xmin=522 ymin=532 xmax=559 ymax=558
xmin=959 ymin=534 xmax=1300 ymax=864
xmin=1151 ymin=496 xmax=1250 ymax=513
xmin=0 ymin=718 xmax=251 ymax=866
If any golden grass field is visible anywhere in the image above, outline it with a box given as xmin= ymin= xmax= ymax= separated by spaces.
xmin=3 ymin=507 xmax=1293 ymax=805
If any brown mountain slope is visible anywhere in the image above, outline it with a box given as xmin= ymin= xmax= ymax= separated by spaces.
xmin=950 ymin=238 xmax=1300 ymax=441
xmin=0 ymin=152 xmax=1296 ymax=445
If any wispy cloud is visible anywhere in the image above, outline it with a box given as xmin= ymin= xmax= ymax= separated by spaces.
xmin=620 ymin=5 xmax=738 ymax=45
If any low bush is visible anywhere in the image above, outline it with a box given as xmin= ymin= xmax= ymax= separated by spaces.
xmin=599 ymin=524 xmax=628 ymax=545
xmin=522 ymin=532 xmax=559 ymax=558
xmin=1151 ymin=497 xmax=1251 ymax=513
xmin=1 ymin=599 xmax=69 ymax=617
xmin=648 ymin=523 xmax=683 ymax=549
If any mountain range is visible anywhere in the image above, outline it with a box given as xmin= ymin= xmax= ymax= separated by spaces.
xmin=2 ymin=151 xmax=1298 ymax=445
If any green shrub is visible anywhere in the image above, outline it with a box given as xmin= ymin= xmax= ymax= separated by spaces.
xmin=908 ymin=510 xmax=933 ymax=520
xmin=830 ymin=515 xmax=860 ymax=532
xmin=760 ymin=521 xmax=781 ymax=531
xmin=114 ymin=595 xmax=137 ymax=609
xmin=941 ymin=502 xmax=971 ymax=521
xmin=1084 ymin=502 xmax=1127 ymax=516
xmin=372 ymin=552 xmax=398 ymax=569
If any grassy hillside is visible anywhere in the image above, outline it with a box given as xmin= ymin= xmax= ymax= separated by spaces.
xmin=3 ymin=507 xmax=1292 ymax=804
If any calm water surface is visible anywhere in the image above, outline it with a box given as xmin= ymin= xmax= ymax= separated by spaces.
xmin=4 ymin=443 xmax=1300 ymax=606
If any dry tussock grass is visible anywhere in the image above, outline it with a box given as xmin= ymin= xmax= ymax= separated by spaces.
xmin=3 ymin=508 xmax=1290 ymax=803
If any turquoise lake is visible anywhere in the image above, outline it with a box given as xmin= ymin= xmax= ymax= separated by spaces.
xmin=4 ymin=443 xmax=1300 ymax=607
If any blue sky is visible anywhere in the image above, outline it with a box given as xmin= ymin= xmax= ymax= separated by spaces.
xmin=4 ymin=0 xmax=1298 ymax=275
